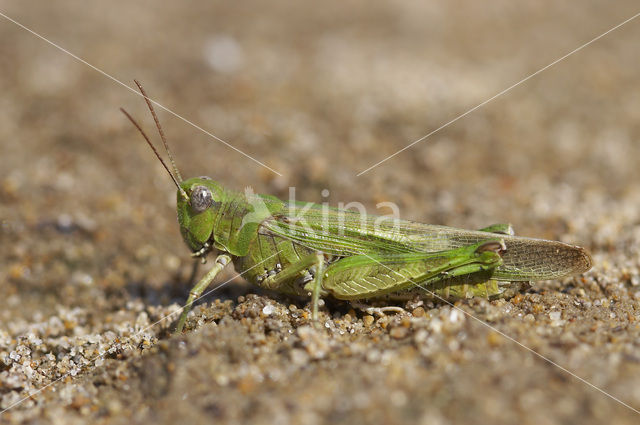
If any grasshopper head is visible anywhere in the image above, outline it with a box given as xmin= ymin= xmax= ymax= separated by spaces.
xmin=177 ymin=176 xmax=225 ymax=253
xmin=120 ymin=82 xmax=228 ymax=257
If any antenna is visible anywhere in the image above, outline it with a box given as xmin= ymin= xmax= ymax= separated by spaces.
xmin=133 ymin=80 xmax=184 ymax=183
xmin=120 ymin=107 xmax=189 ymax=201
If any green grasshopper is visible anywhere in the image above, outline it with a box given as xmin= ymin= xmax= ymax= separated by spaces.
xmin=122 ymin=81 xmax=592 ymax=333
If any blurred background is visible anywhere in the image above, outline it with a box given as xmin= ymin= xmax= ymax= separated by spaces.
xmin=2 ymin=1 xmax=640 ymax=424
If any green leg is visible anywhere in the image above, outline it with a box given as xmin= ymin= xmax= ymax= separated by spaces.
xmin=261 ymin=252 xmax=327 ymax=321
xmin=310 ymin=253 xmax=325 ymax=321
xmin=479 ymin=223 xmax=514 ymax=235
xmin=321 ymin=239 xmax=505 ymax=300
xmin=175 ymin=254 xmax=231 ymax=333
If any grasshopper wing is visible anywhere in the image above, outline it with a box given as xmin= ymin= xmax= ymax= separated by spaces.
xmin=260 ymin=203 xmax=592 ymax=281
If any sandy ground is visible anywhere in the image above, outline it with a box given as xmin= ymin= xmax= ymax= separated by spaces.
xmin=2 ymin=1 xmax=640 ymax=424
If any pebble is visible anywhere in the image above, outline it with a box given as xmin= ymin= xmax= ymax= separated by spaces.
xmin=412 ymin=307 xmax=425 ymax=317
xmin=363 ymin=315 xmax=374 ymax=327
xmin=390 ymin=327 xmax=409 ymax=339
xmin=262 ymin=305 xmax=275 ymax=316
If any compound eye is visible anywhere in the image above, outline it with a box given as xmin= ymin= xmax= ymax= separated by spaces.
xmin=190 ymin=185 xmax=213 ymax=213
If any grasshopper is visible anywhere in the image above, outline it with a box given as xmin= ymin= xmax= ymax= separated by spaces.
xmin=122 ymin=81 xmax=592 ymax=333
